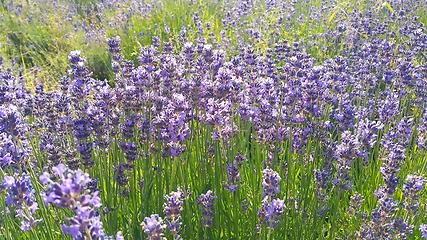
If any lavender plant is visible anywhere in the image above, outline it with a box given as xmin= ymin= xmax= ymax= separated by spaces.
xmin=0 ymin=0 xmax=427 ymax=239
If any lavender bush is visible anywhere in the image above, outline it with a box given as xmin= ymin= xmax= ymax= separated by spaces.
xmin=0 ymin=0 xmax=427 ymax=239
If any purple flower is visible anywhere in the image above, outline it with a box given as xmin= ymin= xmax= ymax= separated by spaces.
xmin=0 ymin=104 xmax=30 ymax=169
xmin=227 ymin=160 xmax=241 ymax=184
xmin=141 ymin=214 xmax=166 ymax=240
xmin=0 ymin=104 xmax=25 ymax=137
xmin=357 ymin=119 xmax=384 ymax=148
xmin=420 ymin=224 xmax=427 ymax=239
xmin=402 ymin=174 xmax=425 ymax=215
xmin=392 ymin=217 xmax=414 ymax=239
xmin=334 ymin=131 xmax=361 ymax=191
xmin=265 ymin=199 xmax=285 ymax=229
xmin=196 ymin=190 xmax=217 ymax=228
xmin=16 ymin=206 xmax=44 ymax=231
xmin=163 ymin=188 xmax=184 ymax=218
xmin=228 ymin=184 xmax=238 ymax=193
xmin=61 ymin=213 xmax=105 ymax=239
xmin=163 ymin=188 xmax=185 ymax=238
xmin=107 ymin=36 xmax=122 ymax=55
xmin=40 ymin=164 xmax=95 ymax=208
xmin=2 ymin=173 xmax=42 ymax=231
xmin=258 ymin=196 xmax=285 ymax=230
xmin=348 ymin=192 xmax=364 ymax=217
xmin=396 ymin=117 xmax=413 ymax=147
xmin=257 ymin=197 xmax=269 ymax=229
xmin=68 ymin=50 xmax=82 ymax=65
xmin=4 ymin=173 xmax=35 ymax=209
xmin=261 ymin=168 xmax=281 ymax=198
xmin=39 ymin=164 xmax=116 ymax=239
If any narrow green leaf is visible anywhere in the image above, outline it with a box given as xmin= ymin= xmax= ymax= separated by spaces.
xmin=21 ymin=54 xmax=29 ymax=85
xmin=328 ymin=10 xmax=338 ymax=24
xmin=385 ymin=2 xmax=394 ymax=13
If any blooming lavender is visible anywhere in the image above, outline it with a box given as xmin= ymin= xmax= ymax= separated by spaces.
xmin=396 ymin=117 xmax=414 ymax=148
xmin=261 ymin=168 xmax=281 ymax=198
xmin=357 ymin=142 xmax=413 ymax=239
xmin=265 ymin=199 xmax=285 ymax=230
xmin=357 ymin=187 xmax=399 ymax=239
xmin=402 ymin=174 xmax=425 ymax=216
xmin=163 ymin=188 xmax=184 ymax=238
xmin=357 ymin=119 xmax=384 ymax=148
xmin=420 ymin=224 xmax=427 ymax=239
xmin=2 ymin=0 xmax=427 ymax=238
xmin=226 ymin=159 xmax=242 ymax=193
xmin=0 ymin=104 xmax=30 ymax=169
xmin=141 ymin=214 xmax=167 ymax=240
xmin=196 ymin=190 xmax=217 ymax=228
xmin=417 ymin=111 xmax=427 ymax=149
xmin=112 ymin=162 xmax=130 ymax=196
xmin=348 ymin=192 xmax=364 ymax=217
xmin=381 ymin=143 xmax=406 ymax=196
xmin=39 ymin=164 xmax=120 ymax=239
xmin=258 ymin=168 xmax=285 ymax=233
xmin=2 ymin=173 xmax=42 ymax=231
xmin=333 ymin=131 xmax=362 ymax=191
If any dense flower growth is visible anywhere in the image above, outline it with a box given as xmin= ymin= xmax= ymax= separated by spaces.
xmin=1 ymin=0 xmax=427 ymax=239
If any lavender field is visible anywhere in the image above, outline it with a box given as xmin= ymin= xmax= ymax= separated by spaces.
xmin=1 ymin=0 xmax=427 ymax=239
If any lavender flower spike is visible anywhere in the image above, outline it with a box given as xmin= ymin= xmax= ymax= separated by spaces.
xmin=164 ymin=188 xmax=184 ymax=237
xmin=196 ymin=190 xmax=217 ymax=228
xmin=266 ymin=199 xmax=285 ymax=229
xmin=39 ymin=163 xmax=124 ymax=239
xmin=261 ymin=168 xmax=281 ymax=198
xmin=3 ymin=173 xmax=43 ymax=231
xmin=141 ymin=214 xmax=167 ymax=240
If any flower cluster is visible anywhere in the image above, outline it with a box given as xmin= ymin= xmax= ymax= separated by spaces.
xmin=39 ymin=164 xmax=122 ymax=240
xmin=0 ymin=104 xmax=30 ymax=169
xmin=333 ymin=131 xmax=363 ymax=191
xmin=357 ymin=140 xmax=414 ymax=239
xmin=196 ymin=190 xmax=217 ymax=228
xmin=2 ymin=0 xmax=427 ymax=238
xmin=258 ymin=168 xmax=285 ymax=232
xmin=163 ymin=188 xmax=184 ymax=238
xmin=2 ymin=173 xmax=42 ymax=231
xmin=141 ymin=214 xmax=167 ymax=240
xmin=402 ymin=174 xmax=425 ymax=216
xmin=261 ymin=168 xmax=281 ymax=198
